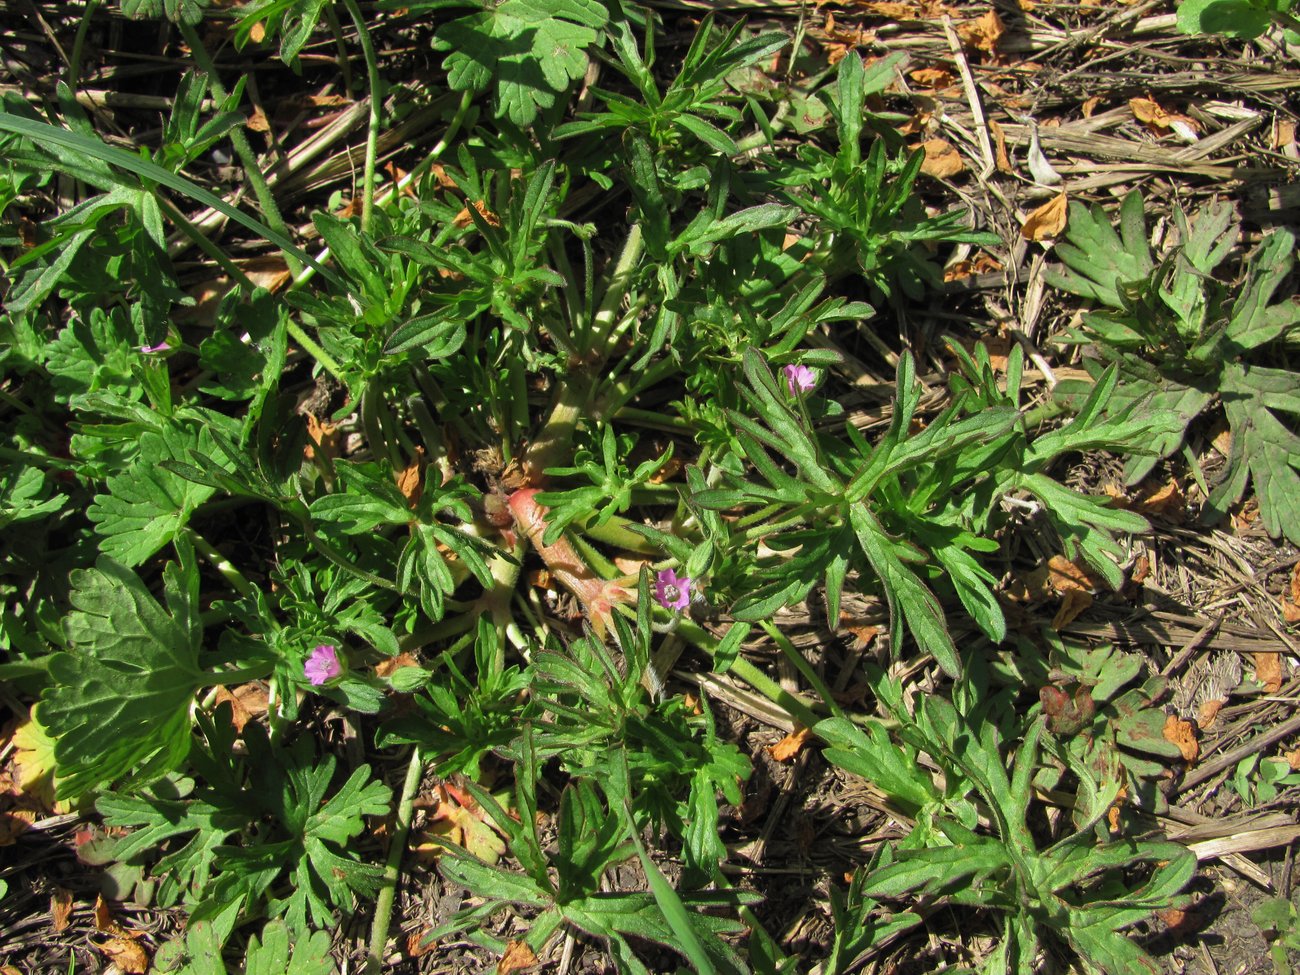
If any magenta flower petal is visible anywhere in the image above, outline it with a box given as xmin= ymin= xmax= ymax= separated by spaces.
xmin=140 ymin=342 xmax=171 ymax=354
xmin=304 ymin=644 xmax=342 ymax=686
xmin=783 ymin=364 xmax=816 ymax=395
xmin=654 ymin=568 xmax=692 ymax=612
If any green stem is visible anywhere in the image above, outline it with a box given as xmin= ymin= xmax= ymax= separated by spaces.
xmin=760 ymin=620 xmax=845 ymax=720
xmin=323 ymin=3 xmax=355 ymax=93
xmin=676 ymin=619 xmax=823 ymax=729
xmin=287 ymin=319 xmax=345 ymax=382
xmin=583 ymin=223 xmax=644 ymax=357
xmin=179 ymin=21 xmax=303 ymax=278
xmin=339 ymin=0 xmax=382 ymax=233
xmin=186 ymin=529 xmax=259 ymax=602
xmin=365 ymin=748 xmax=423 ymax=975
xmin=67 ymin=0 xmax=101 ymax=89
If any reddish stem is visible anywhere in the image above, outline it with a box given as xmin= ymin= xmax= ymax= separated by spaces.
xmin=508 ymin=487 xmax=631 ymax=638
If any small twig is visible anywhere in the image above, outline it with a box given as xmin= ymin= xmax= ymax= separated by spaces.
xmin=941 ymin=15 xmax=995 ymax=181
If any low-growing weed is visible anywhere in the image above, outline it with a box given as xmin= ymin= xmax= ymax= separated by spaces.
xmin=0 ymin=1 xmax=1212 ymax=971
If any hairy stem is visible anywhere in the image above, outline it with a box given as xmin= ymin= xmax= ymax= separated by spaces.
xmin=364 ymin=748 xmax=424 ymax=975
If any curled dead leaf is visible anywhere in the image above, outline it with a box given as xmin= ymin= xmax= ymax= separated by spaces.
xmin=1196 ymin=698 xmax=1224 ymax=730
xmin=396 ymin=448 xmax=425 ymax=509
xmin=1047 ymin=555 xmax=1101 ymax=595
xmin=51 ymin=887 xmax=74 ymax=933
xmin=407 ymin=929 xmax=436 ymax=958
xmin=988 ymin=119 xmax=1013 ymax=173
xmin=304 ymin=413 xmax=341 ymax=462
xmin=958 ymin=9 xmax=1004 ymax=53
xmin=376 ymin=653 xmax=420 ymax=678
xmin=1051 ymin=589 xmax=1093 ymax=630
xmin=1252 ymin=651 xmax=1284 ymax=694
xmin=498 ymin=940 xmax=539 ymax=975
xmin=910 ymin=67 xmax=956 ymax=90
xmin=212 ymin=684 xmax=269 ymax=733
xmin=96 ymin=938 xmax=150 ymax=975
xmin=918 ymin=138 xmax=965 ymax=178
xmin=768 ymin=725 xmax=813 ymax=762
xmin=1020 ymin=192 xmax=1068 ymax=241
xmin=1162 ymin=715 xmax=1199 ymax=763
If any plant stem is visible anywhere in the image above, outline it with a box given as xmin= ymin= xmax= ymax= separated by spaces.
xmin=365 ymin=747 xmax=424 ymax=975
xmin=760 ymin=620 xmax=845 ymax=720
xmin=583 ymin=223 xmax=644 ymax=356
xmin=67 ymin=0 xmax=101 ymax=89
xmin=178 ymin=21 xmax=303 ymax=278
xmin=186 ymin=529 xmax=259 ymax=601
xmin=339 ymin=0 xmax=382 ymax=233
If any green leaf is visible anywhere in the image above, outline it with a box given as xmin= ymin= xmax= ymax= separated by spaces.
xmin=244 ymin=921 xmax=336 ymax=975
xmin=120 ymin=0 xmax=211 ymax=25
xmin=40 ymin=557 xmax=206 ymax=797
xmin=87 ymin=422 xmax=228 ymax=566
xmin=1176 ymin=0 xmax=1275 ymax=37
xmin=434 ymin=0 xmax=608 ymax=128
xmin=1210 ymin=363 xmax=1300 ymax=544
xmin=849 ymin=504 xmax=961 ymax=678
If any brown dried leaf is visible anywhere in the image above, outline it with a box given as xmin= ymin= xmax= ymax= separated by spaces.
xmin=97 ymin=937 xmax=150 ymax=974
xmin=248 ymin=20 xmax=266 ymax=42
xmin=246 ymin=105 xmax=270 ymax=133
xmin=1051 ymin=589 xmax=1093 ymax=630
xmin=1047 ymin=555 xmax=1100 ymax=595
xmin=1133 ymin=478 xmax=1185 ymax=516
xmin=1081 ymin=96 xmax=1102 ymax=118
xmin=212 ymin=684 xmax=269 ymax=733
xmin=1129 ymin=96 xmax=1201 ymax=139
xmin=0 ymin=807 xmax=36 ymax=845
xmin=1162 ymin=715 xmax=1199 ymax=763
xmin=51 ymin=888 xmax=74 ymax=933
xmin=1286 ymin=749 xmax=1300 ymax=771
xmin=988 ymin=119 xmax=1013 ymax=173
xmin=1196 ymin=698 xmax=1224 ymax=730
xmin=1253 ymin=651 xmax=1284 ymax=694
xmin=375 ymin=653 xmax=420 ymax=678
xmin=94 ymin=896 xmax=129 ymax=936
xmin=858 ymin=1 xmax=920 ymax=18
xmin=1021 ymin=192 xmax=1068 ymax=241
xmin=452 ymin=199 xmax=500 ymax=229
xmin=958 ymin=10 xmax=1004 ymax=53
xmin=396 ymin=448 xmax=425 ymax=509
xmin=304 ymin=413 xmax=341 ymax=462
xmin=910 ymin=67 xmax=956 ymax=89
xmin=1004 ymin=562 xmax=1051 ymax=603
xmin=918 ymin=138 xmax=965 ymax=178
xmin=498 ymin=940 xmax=539 ymax=975
xmin=407 ymin=930 xmax=436 ymax=958
xmin=768 ymin=725 xmax=813 ymax=762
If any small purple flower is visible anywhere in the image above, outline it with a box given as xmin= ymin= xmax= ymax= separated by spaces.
xmin=304 ymin=644 xmax=342 ymax=686
xmin=783 ymin=363 xmax=816 ymax=395
xmin=139 ymin=342 xmax=171 ymax=354
xmin=654 ymin=569 xmax=692 ymax=612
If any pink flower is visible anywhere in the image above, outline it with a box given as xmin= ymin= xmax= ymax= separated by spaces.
xmin=654 ymin=569 xmax=692 ymax=612
xmin=140 ymin=342 xmax=171 ymax=354
xmin=304 ymin=644 xmax=342 ymax=686
xmin=783 ymin=364 xmax=816 ymax=395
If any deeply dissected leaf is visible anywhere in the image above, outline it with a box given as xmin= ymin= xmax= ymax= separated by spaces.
xmin=87 ymin=420 xmax=235 ymax=566
xmin=40 ymin=557 xmax=206 ymax=797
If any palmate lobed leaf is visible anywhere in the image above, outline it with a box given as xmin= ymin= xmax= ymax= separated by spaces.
xmin=434 ymin=0 xmax=608 ymax=128
xmin=87 ymin=421 xmax=233 ymax=566
xmin=40 ymin=556 xmax=206 ymax=798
